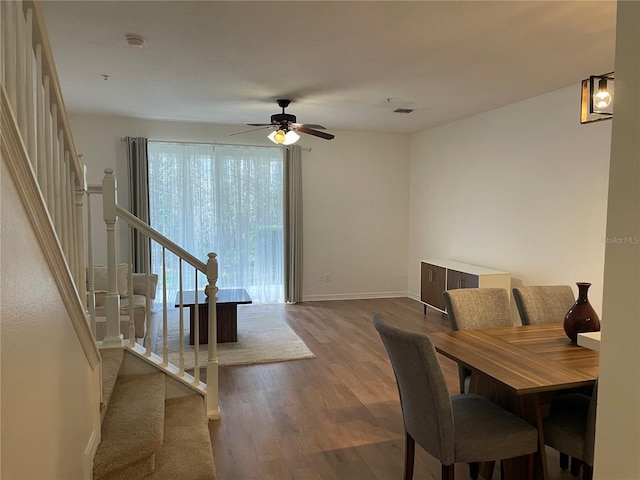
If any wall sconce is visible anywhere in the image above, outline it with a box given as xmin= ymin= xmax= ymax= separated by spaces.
xmin=580 ymin=72 xmax=614 ymax=124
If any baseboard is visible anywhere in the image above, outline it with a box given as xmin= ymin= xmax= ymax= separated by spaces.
xmin=301 ymin=291 xmax=408 ymax=302
xmin=83 ymin=429 xmax=99 ymax=476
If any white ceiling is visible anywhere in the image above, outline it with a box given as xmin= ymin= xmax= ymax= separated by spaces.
xmin=41 ymin=1 xmax=617 ymax=135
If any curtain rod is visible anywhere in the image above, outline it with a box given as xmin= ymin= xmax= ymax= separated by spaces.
xmin=120 ymin=137 xmax=311 ymax=151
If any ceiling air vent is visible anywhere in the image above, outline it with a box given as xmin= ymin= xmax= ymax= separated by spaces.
xmin=394 ymin=108 xmax=414 ymax=114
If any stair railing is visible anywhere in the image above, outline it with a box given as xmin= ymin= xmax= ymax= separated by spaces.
xmin=1 ymin=0 xmax=87 ymax=295
xmin=2 ymin=0 xmax=101 ymax=370
xmin=95 ymin=169 xmax=221 ymax=419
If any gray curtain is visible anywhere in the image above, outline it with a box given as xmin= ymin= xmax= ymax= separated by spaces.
xmin=284 ymin=145 xmax=303 ymax=303
xmin=126 ymin=136 xmax=150 ymax=273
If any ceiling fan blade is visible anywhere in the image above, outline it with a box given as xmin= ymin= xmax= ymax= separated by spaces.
xmin=293 ymin=123 xmax=326 ymax=130
xmin=296 ymin=126 xmax=335 ymax=140
xmin=230 ymin=126 xmax=273 ymax=136
xmin=247 ymin=123 xmax=275 ymax=127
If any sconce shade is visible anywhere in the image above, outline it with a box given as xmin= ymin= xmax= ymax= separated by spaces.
xmin=581 ymin=72 xmax=614 ymax=124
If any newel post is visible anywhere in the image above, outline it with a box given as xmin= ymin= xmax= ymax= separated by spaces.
xmin=206 ymin=252 xmax=221 ymax=419
xmin=101 ymin=169 xmax=124 ymax=346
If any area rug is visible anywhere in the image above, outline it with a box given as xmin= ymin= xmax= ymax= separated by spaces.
xmin=156 ymin=309 xmax=315 ymax=369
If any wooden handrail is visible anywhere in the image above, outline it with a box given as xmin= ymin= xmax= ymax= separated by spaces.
xmin=115 ymin=206 xmax=207 ymax=273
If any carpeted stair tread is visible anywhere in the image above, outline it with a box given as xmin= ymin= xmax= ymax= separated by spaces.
xmin=94 ymin=373 xmax=166 ymax=480
xmin=99 ymin=348 xmax=124 ymax=422
xmin=148 ymin=395 xmax=217 ymax=480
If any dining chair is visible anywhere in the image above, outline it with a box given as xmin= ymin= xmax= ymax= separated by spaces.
xmin=543 ymin=379 xmax=598 ymax=480
xmin=512 ymin=284 xmax=579 ymax=472
xmin=441 ymin=288 xmax=514 ymax=393
xmin=372 ymin=314 xmax=538 ymax=480
xmin=512 ymin=285 xmax=575 ymax=325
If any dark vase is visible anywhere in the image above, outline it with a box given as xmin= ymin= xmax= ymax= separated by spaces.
xmin=564 ymin=282 xmax=601 ymax=343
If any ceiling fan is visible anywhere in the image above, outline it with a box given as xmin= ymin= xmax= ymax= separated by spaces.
xmin=232 ymin=99 xmax=335 ymax=145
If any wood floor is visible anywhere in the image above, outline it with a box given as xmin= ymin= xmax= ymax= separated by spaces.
xmin=203 ymin=297 xmax=578 ymax=480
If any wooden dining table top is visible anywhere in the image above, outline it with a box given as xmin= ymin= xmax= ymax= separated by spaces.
xmin=429 ymin=323 xmax=599 ymax=396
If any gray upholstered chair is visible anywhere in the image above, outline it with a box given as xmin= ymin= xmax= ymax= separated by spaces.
xmin=512 ymin=285 xmax=575 ymax=325
xmin=441 ymin=288 xmax=514 ymax=393
xmin=512 ymin=284 xmax=578 ymax=471
xmin=543 ymin=380 xmax=598 ymax=480
xmin=372 ymin=314 xmax=538 ymax=480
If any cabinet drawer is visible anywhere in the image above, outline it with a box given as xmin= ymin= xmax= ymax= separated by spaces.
xmin=446 ymin=269 xmax=479 ymax=290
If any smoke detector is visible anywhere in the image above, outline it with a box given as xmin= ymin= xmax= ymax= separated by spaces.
xmin=126 ymin=34 xmax=144 ymax=48
xmin=393 ymin=108 xmax=414 ymax=114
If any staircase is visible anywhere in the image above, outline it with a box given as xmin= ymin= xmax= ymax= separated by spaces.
xmin=95 ymin=349 xmax=217 ymax=480
xmin=2 ymin=1 xmax=221 ymax=476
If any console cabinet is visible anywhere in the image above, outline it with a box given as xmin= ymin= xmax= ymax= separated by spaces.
xmin=420 ymin=260 xmax=511 ymax=314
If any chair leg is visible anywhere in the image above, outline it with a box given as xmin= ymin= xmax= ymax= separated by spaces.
xmin=560 ymin=453 xmax=569 ymax=470
xmin=583 ymin=464 xmax=593 ymax=480
xmin=404 ymin=432 xmax=415 ymax=480
xmin=571 ymin=458 xmax=583 ymax=477
xmin=527 ymin=453 xmax=535 ymax=480
xmin=469 ymin=462 xmax=479 ymax=479
xmin=442 ymin=464 xmax=455 ymax=480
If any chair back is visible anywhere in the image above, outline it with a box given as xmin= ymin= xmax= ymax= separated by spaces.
xmin=442 ymin=288 xmax=513 ymax=331
xmin=372 ymin=314 xmax=455 ymax=465
xmin=512 ymin=285 xmax=575 ymax=325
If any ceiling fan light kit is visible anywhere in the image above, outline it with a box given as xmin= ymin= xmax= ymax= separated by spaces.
xmin=234 ymin=99 xmax=335 ymax=144
xmin=268 ymin=129 xmax=300 ymax=145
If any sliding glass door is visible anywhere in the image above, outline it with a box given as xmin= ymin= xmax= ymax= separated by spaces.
xmin=147 ymin=142 xmax=284 ymax=304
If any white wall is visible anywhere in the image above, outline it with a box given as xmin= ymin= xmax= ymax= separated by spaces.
xmin=408 ymin=85 xmax=612 ymax=314
xmin=69 ymin=115 xmax=411 ymax=301
xmin=1 ymin=161 xmax=98 ymax=479
xmin=595 ymin=1 xmax=640 ymax=476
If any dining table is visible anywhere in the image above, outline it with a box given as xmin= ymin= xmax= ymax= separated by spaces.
xmin=429 ymin=323 xmax=599 ymax=480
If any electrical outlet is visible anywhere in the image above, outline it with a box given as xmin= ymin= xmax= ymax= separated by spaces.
xmin=325 ymin=273 xmax=331 ymax=282
xmin=317 ymin=273 xmax=324 ymax=282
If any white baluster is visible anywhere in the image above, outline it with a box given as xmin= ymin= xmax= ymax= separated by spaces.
xmin=16 ymin=2 xmax=27 ymax=139
xmin=1 ymin=0 xmax=5 ymax=85
xmin=86 ymin=192 xmax=96 ymax=337
xmin=44 ymin=76 xmax=54 ymax=212
xmin=74 ymin=168 xmax=86 ymax=303
xmin=144 ymin=239 xmax=153 ymax=357
xmin=25 ymin=8 xmax=36 ymax=168
xmin=193 ymin=271 xmax=200 ymax=383
xmin=35 ymin=44 xmax=45 ymax=191
xmin=161 ymin=247 xmax=168 ymax=366
xmin=127 ymin=234 xmax=135 ymax=346
xmin=78 ymin=162 xmax=88 ymax=295
xmin=178 ymin=259 xmax=185 ymax=375
xmin=68 ymin=166 xmax=77 ymax=280
xmin=51 ymin=103 xmax=61 ymax=235
xmin=206 ymin=252 xmax=220 ymax=418
xmin=5 ymin=1 xmax=16 ymax=111
xmin=61 ymin=137 xmax=69 ymax=257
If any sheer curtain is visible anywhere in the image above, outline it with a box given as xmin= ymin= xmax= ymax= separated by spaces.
xmin=147 ymin=142 xmax=284 ymax=304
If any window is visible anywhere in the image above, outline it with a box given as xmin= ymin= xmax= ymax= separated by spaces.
xmin=147 ymin=142 xmax=284 ymax=304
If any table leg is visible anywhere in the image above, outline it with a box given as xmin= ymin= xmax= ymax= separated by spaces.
xmin=189 ymin=303 xmax=209 ymax=345
xmin=216 ymin=303 xmax=238 ymax=343
xmin=187 ymin=301 xmax=239 ymax=344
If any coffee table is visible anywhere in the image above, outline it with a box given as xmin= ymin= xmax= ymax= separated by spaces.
xmin=174 ymin=288 xmax=252 ymax=344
